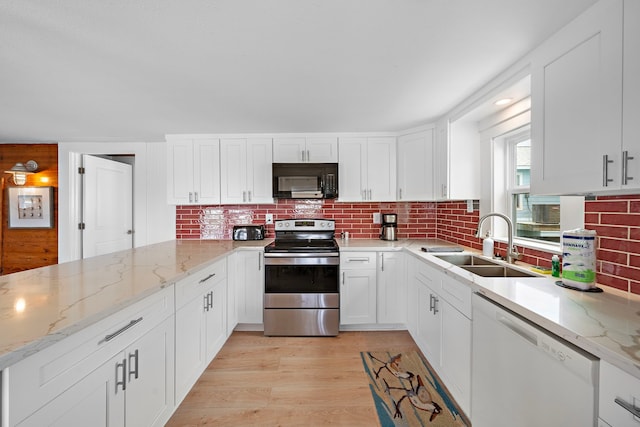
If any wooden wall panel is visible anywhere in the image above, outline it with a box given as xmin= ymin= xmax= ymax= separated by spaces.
xmin=0 ymin=144 xmax=58 ymax=274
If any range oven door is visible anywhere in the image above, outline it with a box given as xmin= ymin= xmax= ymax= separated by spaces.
xmin=264 ymin=254 xmax=340 ymax=336
xmin=264 ymin=255 xmax=339 ymax=294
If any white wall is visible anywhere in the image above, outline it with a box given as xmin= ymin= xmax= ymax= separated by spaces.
xmin=58 ymin=142 xmax=175 ymax=263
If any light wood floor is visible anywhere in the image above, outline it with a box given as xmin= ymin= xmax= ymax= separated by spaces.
xmin=166 ymin=330 xmax=419 ymax=426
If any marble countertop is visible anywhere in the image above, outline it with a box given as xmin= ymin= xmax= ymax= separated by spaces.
xmin=0 ymin=239 xmax=270 ymax=369
xmin=2 ymin=237 xmax=639 ymax=381
xmin=404 ymin=245 xmax=640 ymax=380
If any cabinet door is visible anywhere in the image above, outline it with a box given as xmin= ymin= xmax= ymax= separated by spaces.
xmin=377 ymin=252 xmax=406 ymax=324
xmin=367 ymin=137 xmax=397 ymax=201
xmin=415 ymin=276 xmax=441 ymax=367
xmin=397 ymin=131 xmax=434 ymax=201
xmin=193 ymin=139 xmax=221 ymax=204
xmin=306 ymin=137 xmax=338 ymax=162
xmin=226 ymin=252 xmax=238 ymax=336
xmin=17 ymin=353 xmax=125 ymax=427
xmin=273 ymin=137 xmax=306 ymax=162
xmin=175 ymin=290 xmax=208 ymax=404
xmin=406 ymin=257 xmax=419 ymax=337
xmin=125 ymin=316 xmax=175 ymax=427
xmin=440 ymin=301 xmax=471 ymax=416
xmin=340 ymin=268 xmax=377 ymax=324
xmin=531 ymin=0 xmax=623 ymax=194
xmin=166 ymin=140 xmax=195 ymax=204
xmin=434 ymin=120 xmax=449 ymax=199
xmin=246 ymin=138 xmax=273 ymax=203
xmin=338 ymin=138 xmax=367 ymax=201
xmin=220 ymin=138 xmax=248 ymax=204
xmin=205 ymin=278 xmax=227 ymax=360
xmin=622 ymin=0 xmax=640 ymax=190
xmin=236 ymin=250 xmax=264 ymax=324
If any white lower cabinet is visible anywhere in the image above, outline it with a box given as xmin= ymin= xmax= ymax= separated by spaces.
xmin=408 ymin=255 xmax=472 ymax=417
xmin=175 ymin=259 xmax=227 ymax=404
xmin=9 ymin=289 xmax=175 ymax=427
xmin=340 ymin=252 xmax=377 ymax=325
xmin=234 ymin=249 xmax=264 ymax=325
xmin=377 ymin=251 xmax=406 ymax=324
xmin=599 ymin=360 xmax=640 ymax=427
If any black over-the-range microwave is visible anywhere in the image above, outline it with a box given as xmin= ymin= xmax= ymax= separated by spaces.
xmin=272 ymin=163 xmax=338 ymax=199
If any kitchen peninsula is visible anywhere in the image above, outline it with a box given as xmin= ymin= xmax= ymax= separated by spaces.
xmin=2 ymin=238 xmax=640 ymax=426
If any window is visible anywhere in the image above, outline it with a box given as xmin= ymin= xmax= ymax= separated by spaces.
xmin=506 ymin=132 xmax=561 ymax=243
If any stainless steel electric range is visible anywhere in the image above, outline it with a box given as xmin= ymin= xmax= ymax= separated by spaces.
xmin=263 ymin=219 xmax=339 ymax=336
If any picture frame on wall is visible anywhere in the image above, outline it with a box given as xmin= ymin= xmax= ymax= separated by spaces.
xmin=7 ymin=186 xmax=54 ymax=229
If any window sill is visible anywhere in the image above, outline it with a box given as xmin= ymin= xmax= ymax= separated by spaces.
xmin=493 ymin=237 xmax=561 ymax=256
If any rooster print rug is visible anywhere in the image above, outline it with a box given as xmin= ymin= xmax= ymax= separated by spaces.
xmin=361 ymin=351 xmax=470 ymax=427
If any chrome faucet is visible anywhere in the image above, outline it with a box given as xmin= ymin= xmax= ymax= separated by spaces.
xmin=475 ymin=212 xmax=522 ymax=264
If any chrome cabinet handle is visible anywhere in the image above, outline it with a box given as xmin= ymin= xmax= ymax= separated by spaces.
xmin=342 ymin=272 xmax=345 ymax=285
xmin=199 ymin=273 xmax=216 ymax=284
xmin=362 ymin=189 xmax=366 ymax=200
xmin=381 ymin=253 xmax=385 ymax=272
xmin=301 ymin=150 xmax=305 ymax=162
xmin=208 ymin=291 xmax=214 ymax=310
xmin=115 ymin=358 xmax=127 ymax=393
xmin=203 ymin=294 xmax=209 ymax=311
xmin=101 ymin=317 xmax=143 ymax=344
xmin=258 ymin=253 xmax=262 ymax=270
xmin=442 ymin=184 xmax=447 ymax=198
xmin=128 ymin=349 xmax=139 ymax=382
xmin=432 ymin=295 xmax=439 ymax=315
xmin=248 ymin=190 xmax=252 ymax=202
xmin=242 ymin=191 xmax=247 ymax=202
xmin=189 ymin=192 xmax=193 ymax=203
xmin=614 ymin=397 xmax=640 ymax=418
xmin=194 ymin=191 xmax=199 ymax=203
xmin=307 ymin=150 xmax=310 ymax=162
xmin=399 ymin=188 xmax=402 ymax=200
xmin=603 ymin=154 xmax=614 ymax=187
xmin=429 ymin=294 xmax=434 ymax=313
xmin=368 ymin=189 xmax=372 ymax=200
xmin=622 ymin=151 xmax=634 ymax=185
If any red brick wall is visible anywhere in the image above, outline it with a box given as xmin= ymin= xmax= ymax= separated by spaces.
xmin=584 ymin=195 xmax=640 ymax=293
xmin=176 ymin=199 xmax=437 ymax=240
xmin=176 ymin=196 xmax=640 ymax=294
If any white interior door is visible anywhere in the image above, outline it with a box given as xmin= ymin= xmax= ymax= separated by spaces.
xmin=82 ymin=155 xmax=133 ymax=258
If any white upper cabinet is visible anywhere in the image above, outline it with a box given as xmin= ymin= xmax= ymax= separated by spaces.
xmin=531 ymin=0 xmax=626 ymax=194
xmin=273 ymin=137 xmax=338 ymax=163
xmin=622 ymin=0 xmax=640 ymax=190
xmin=338 ymin=137 xmax=397 ymax=201
xmin=167 ymin=138 xmax=221 ymax=205
xmin=220 ymin=138 xmax=273 ymax=204
xmin=397 ymin=130 xmax=435 ymax=201
xmin=434 ymin=119 xmax=481 ymax=200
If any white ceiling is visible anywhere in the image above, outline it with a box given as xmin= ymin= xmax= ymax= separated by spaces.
xmin=0 ymin=0 xmax=598 ymax=143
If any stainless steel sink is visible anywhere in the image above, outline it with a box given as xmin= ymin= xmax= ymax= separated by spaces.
xmin=458 ymin=265 xmax=538 ymax=278
xmin=433 ymin=254 xmax=539 ymax=278
xmin=433 ymin=254 xmax=500 ymax=266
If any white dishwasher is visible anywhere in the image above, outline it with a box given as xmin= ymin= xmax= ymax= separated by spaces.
xmin=471 ymin=293 xmax=599 ymax=427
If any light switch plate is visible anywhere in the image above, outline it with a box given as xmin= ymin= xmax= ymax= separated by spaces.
xmin=373 ymin=212 xmax=381 ymax=224
xmin=265 ymin=213 xmax=273 ymax=224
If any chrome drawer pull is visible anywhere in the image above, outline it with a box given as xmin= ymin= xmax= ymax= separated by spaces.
xmin=199 ymin=273 xmax=216 ymax=284
xmin=614 ymin=397 xmax=640 ymax=418
xmin=101 ymin=317 xmax=143 ymax=344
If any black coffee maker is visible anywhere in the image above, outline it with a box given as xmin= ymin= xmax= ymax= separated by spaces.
xmin=380 ymin=213 xmax=398 ymax=241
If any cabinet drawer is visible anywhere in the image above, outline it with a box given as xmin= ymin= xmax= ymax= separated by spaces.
xmin=340 ymin=252 xmax=376 ymax=269
xmin=175 ymin=258 xmax=227 ymax=309
xmin=440 ymin=271 xmax=472 ymax=319
xmin=6 ymin=286 xmax=174 ymax=426
xmin=600 ymin=360 xmax=640 ymax=426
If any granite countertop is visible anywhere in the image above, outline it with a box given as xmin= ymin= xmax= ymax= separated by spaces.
xmin=0 ymin=239 xmax=270 ymax=369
